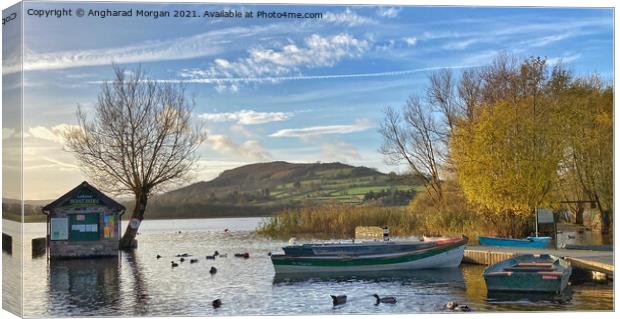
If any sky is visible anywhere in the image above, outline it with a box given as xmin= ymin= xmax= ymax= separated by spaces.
xmin=1 ymin=2 xmax=614 ymax=200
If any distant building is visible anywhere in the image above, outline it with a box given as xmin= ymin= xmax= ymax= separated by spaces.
xmin=42 ymin=181 xmax=125 ymax=258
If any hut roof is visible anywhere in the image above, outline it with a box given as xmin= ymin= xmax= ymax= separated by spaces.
xmin=42 ymin=181 xmax=126 ymax=214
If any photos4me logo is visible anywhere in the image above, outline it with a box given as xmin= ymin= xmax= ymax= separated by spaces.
xmin=2 ymin=11 xmax=17 ymax=27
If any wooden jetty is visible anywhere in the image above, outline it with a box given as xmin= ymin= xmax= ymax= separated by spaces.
xmin=464 ymin=245 xmax=613 ymax=280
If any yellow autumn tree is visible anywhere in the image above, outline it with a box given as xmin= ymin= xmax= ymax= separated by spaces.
xmin=451 ymin=97 xmax=564 ymax=220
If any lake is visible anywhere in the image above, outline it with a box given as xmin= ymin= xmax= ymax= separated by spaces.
xmin=2 ymin=218 xmax=613 ymax=317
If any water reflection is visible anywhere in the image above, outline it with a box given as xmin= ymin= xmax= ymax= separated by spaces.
xmin=487 ymin=288 xmax=574 ymax=305
xmin=273 ymin=268 xmax=465 ymax=286
xmin=2 ymin=218 xmax=613 ymax=316
xmin=48 ymin=257 xmax=122 ymax=316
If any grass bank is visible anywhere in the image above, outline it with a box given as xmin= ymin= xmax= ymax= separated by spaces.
xmin=255 ymin=203 xmax=420 ymax=239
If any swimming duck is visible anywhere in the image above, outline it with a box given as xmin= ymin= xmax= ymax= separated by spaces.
xmin=234 ymin=252 xmax=250 ymax=258
xmin=330 ymin=295 xmax=347 ymax=306
xmin=214 ymin=250 xmax=220 ymax=257
xmin=373 ymin=294 xmax=396 ymax=304
xmin=210 ymin=266 xmax=217 ymax=275
xmin=156 ymin=254 xmax=162 ymax=259
xmin=171 ymin=261 xmax=179 ymax=268
xmin=457 ymin=304 xmax=471 ymax=312
xmin=212 ymin=299 xmax=222 ymax=308
xmin=446 ymin=301 xmax=458 ymax=310
xmin=179 ymin=257 xmax=185 ymax=262
xmin=190 ymin=259 xmax=198 ymax=264
xmin=206 ymin=255 xmax=215 ymax=260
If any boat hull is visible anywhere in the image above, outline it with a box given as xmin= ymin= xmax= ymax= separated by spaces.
xmin=271 ymin=242 xmax=466 ymax=273
xmin=479 ymin=236 xmax=551 ymax=248
xmin=483 ymin=254 xmax=572 ymax=293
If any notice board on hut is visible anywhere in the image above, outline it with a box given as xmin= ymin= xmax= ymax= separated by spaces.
xmin=42 ymin=181 xmax=125 ymax=258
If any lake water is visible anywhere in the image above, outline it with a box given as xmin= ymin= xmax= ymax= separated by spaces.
xmin=2 ymin=218 xmax=613 ymax=317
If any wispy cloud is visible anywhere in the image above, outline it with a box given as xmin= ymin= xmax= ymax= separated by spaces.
xmin=403 ymin=37 xmax=418 ymax=47
xmin=321 ymin=140 xmax=361 ymax=162
xmin=324 ymin=8 xmax=376 ymax=26
xmin=377 ymin=7 xmax=401 ymax=18
xmin=27 ymin=124 xmax=78 ymax=144
xmin=547 ymin=53 xmax=581 ymax=65
xmin=199 ymin=109 xmax=291 ymax=125
xmin=270 ymin=119 xmax=373 ymax=138
xmin=13 ymin=25 xmax=284 ymax=73
xmin=178 ymin=33 xmax=371 ymax=91
xmin=205 ymin=130 xmax=271 ymax=160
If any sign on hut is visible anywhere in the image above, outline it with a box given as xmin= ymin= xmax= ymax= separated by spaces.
xmin=42 ymin=181 xmax=125 ymax=258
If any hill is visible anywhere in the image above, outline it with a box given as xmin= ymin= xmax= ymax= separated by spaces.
xmin=143 ymin=161 xmax=422 ymax=218
xmin=2 ymin=161 xmax=423 ymax=222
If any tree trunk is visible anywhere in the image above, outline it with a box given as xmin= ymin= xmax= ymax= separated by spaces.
xmin=119 ymin=192 xmax=148 ymax=250
xmin=600 ymin=209 xmax=611 ymax=235
xmin=575 ymin=202 xmax=584 ymax=225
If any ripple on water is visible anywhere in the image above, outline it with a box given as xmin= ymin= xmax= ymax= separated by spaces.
xmin=0 ymin=218 xmax=612 ymax=317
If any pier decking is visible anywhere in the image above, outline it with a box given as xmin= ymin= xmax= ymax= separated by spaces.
xmin=464 ymin=245 xmax=613 ymax=279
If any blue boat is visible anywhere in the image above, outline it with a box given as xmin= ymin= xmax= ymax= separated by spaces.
xmin=479 ymin=236 xmax=551 ymax=248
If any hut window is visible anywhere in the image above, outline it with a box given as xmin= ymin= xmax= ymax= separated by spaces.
xmin=50 ymin=218 xmax=69 ymax=240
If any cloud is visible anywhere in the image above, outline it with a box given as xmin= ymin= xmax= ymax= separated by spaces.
xmin=198 ymin=109 xmax=291 ymax=125
xmin=443 ymin=38 xmax=478 ymax=50
xmin=206 ymin=132 xmax=271 ymax=160
xmin=403 ymin=37 xmax=418 ymax=47
xmin=547 ymin=53 xmax=581 ymax=65
xmin=377 ymin=7 xmax=401 ymax=18
xmin=178 ymin=33 xmax=371 ymax=91
xmin=323 ymin=8 xmax=376 ymax=26
xmin=321 ymin=140 xmax=361 ymax=162
xmin=270 ymin=118 xmax=373 ymax=138
xmin=520 ymin=33 xmax=573 ymax=48
xmin=10 ymin=25 xmax=282 ymax=73
xmin=27 ymin=124 xmax=80 ymax=144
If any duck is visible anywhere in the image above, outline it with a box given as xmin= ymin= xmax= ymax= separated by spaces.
xmin=373 ymin=294 xmax=396 ymax=304
xmin=214 ymin=250 xmax=220 ymax=257
xmin=446 ymin=301 xmax=458 ymax=310
xmin=179 ymin=257 xmax=185 ymax=262
xmin=234 ymin=252 xmax=250 ymax=259
xmin=206 ymin=255 xmax=215 ymax=260
xmin=457 ymin=304 xmax=471 ymax=312
xmin=219 ymin=253 xmax=228 ymax=258
xmin=171 ymin=261 xmax=179 ymax=268
xmin=210 ymin=266 xmax=217 ymax=275
xmin=330 ymin=295 xmax=347 ymax=306
xmin=156 ymin=254 xmax=162 ymax=259
xmin=267 ymin=252 xmax=272 ymax=256
xmin=190 ymin=259 xmax=199 ymax=264
xmin=176 ymin=253 xmax=190 ymax=257
xmin=212 ymin=299 xmax=222 ymax=308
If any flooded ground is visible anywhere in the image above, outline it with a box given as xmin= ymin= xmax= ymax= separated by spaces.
xmin=2 ymin=218 xmax=613 ymax=317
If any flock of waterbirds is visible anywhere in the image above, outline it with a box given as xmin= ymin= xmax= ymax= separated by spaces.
xmin=157 ymin=249 xmax=472 ymax=312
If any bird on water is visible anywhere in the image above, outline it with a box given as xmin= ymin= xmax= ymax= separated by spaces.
xmin=210 ymin=266 xmax=217 ymax=275
xmin=373 ymin=294 xmax=396 ymax=304
xmin=330 ymin=295 xmax=347 ymax=306
xmin=212 ymin=299 xmax=222 ymax=308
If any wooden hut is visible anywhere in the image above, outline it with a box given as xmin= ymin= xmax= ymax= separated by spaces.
xmin=42 ymin=181 xmax=125 ymax=258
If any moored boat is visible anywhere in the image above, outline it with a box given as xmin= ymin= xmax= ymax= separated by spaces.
xmin=270 ymin=235 xmax=468 ymax=273
xmin=483 ymin=254 xmax=571 ymax=293
xmin=479 ymin=236 xmax=551 ymax=248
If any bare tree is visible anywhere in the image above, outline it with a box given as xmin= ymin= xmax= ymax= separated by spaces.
xmin=379 ymin=97 xmax=444 ymax=202
xmin=63 ymin=65 xmax=205 ymax=250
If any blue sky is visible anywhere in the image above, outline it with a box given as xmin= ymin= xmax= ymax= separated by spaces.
xmin=2 ymin=2 xmax=613 ymax=199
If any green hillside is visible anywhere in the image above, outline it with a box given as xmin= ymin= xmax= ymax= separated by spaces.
xmin=3 ymin=161 xmax=424 ymax=222
xmin=143 ymin=161 xmax=422 ymax=218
